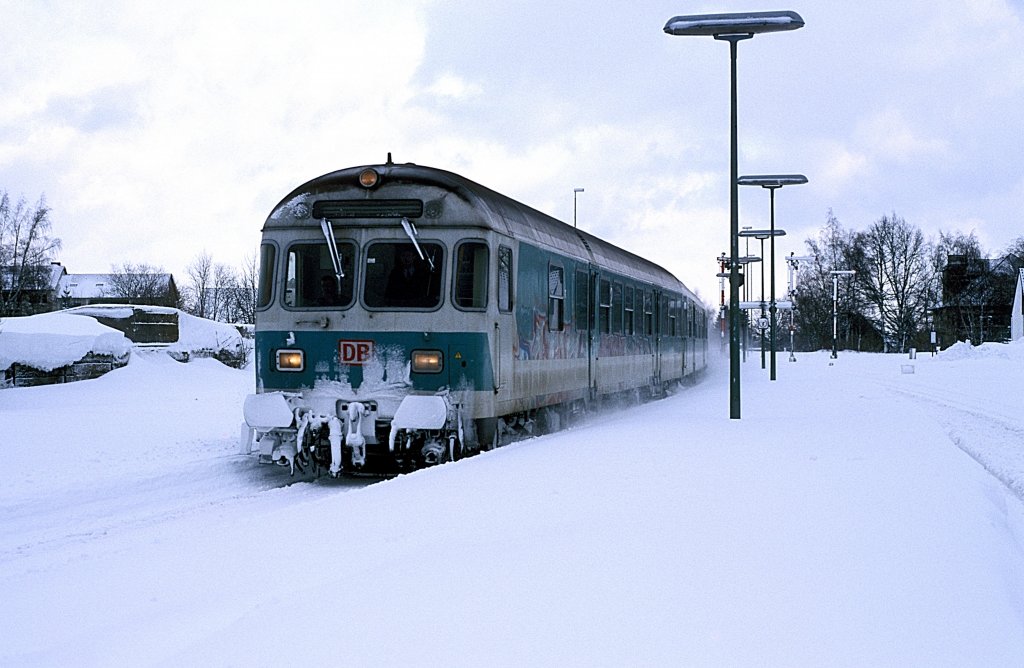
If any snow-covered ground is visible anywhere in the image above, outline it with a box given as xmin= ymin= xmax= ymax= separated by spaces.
xmin=2 ymin=339 xmax=1023 ymax=666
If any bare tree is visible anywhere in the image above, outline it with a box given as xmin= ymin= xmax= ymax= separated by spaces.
xmin=850 ymin=213 xmax=933 ymax=353
xmin=235 ymin=250 xmax=258 ymax=325
xmin=185 ymin=251 xmax=213 ymax=318
xmin=107 ymin=262 xmax=168 ymax=304
xmin=0 ymin=191 xmax=61 ymax=316
xmin=792 ymin=210 xmax=873 ymax=351
xmin=212 ymin=262 xmax=238 ymax=322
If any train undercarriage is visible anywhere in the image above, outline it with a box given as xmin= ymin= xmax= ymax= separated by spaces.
xmin=242 ymin=391 xmax=600 ymax=477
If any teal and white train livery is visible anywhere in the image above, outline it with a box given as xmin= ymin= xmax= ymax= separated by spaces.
xmin=241 ymin=157 xmax=707 ymax=475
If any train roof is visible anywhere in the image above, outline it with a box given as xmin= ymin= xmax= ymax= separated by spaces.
xmin=270 ymin=161 xmax=698 ymax=300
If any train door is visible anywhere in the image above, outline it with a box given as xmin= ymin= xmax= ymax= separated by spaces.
xmin=653 ymin=289 xmax=663 ymax=388
xmin=589 ymin=268 xmax=602 ymax=399
xmin=494 ymin=244 xmax=514 ymax=401
xmin=574 ymin=267 xmax=596 ymax=402
xmin=682 ymin=298 xmax=690 ymax=378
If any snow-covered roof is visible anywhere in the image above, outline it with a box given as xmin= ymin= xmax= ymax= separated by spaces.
xmin=57 ymin=273 xmax=174 ymax=299
xmin=57 ymin=273 xmax=114 ymax=299
xmin=47 ymin=263 xmax=66 ymax=288
xmin=0 ymin=263 xmax=65 ymax=290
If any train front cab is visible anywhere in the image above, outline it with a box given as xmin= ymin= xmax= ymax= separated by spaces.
xmin=243 ymin=223 xmax=514 ymax=475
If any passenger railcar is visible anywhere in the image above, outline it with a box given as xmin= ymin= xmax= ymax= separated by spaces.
xmin=241 ymin=158 xmax=707 ymax=475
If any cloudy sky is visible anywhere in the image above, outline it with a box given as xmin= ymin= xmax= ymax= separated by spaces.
xmin=2 ymin=1 xmax=1022 ymax=304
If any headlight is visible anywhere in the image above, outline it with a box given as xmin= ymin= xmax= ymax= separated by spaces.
xmin=276 ymin=349 xmax=305 ymax=372
xmin=411 ymin=350 xmax=443 ymax=373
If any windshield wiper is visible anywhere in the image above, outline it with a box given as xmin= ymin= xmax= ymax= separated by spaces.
xmin=401 ymin=217 xmax=434 ymax=271
xmin=320 ymin=218 xmax=345 ymax=279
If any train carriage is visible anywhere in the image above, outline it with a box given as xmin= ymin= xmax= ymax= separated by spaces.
xmin=242 ymin=158 xmax=707 ymax=475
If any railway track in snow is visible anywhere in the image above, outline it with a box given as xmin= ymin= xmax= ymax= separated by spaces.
xmin=0 ymin=455 xmax=369 ymax=578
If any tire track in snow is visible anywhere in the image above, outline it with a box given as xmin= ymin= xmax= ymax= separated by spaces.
xmin=874 ymin=378 xmax=1024 ymax=504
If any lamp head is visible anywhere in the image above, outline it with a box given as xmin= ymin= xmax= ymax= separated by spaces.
xmin=737 ymin=174 xmax=808 ymax=188
xmin=664 ymin=11 xmax=804 ymax=37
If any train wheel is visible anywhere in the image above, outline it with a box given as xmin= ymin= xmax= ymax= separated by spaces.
xmin=476 ymin=417 xmax=498 ymax=451
xmin=537 ymin=406 xmax=562 ymax=435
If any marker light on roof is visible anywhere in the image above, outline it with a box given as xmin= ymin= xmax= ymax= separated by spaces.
xmin=358 ymin=169 xmax=380 ymax=188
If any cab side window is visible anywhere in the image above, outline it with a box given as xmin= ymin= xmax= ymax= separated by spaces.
xmin=454 ymin=241 xmax=489 ymax=310
xmin=257 ymin=243 xmax=276 ymax=308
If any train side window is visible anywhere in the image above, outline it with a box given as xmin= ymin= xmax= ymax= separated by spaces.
xmin=643 ymin=291 xmax=654 ymax=336
xmin=624 ymin=285 xmax=635 ymax=336
xmin=284 ymin=240 xmax=356 ymax=309
xmin=574 ymin=270 xmax=589 ymax=331
xmin=547 ymin=265 xmax=565 ymax=331
xmin=257 ymin=243 xmax=276 ymax=309
xmin=599 ymin=279 xmax=611 ymax=334
xmin=611 ymin=282 xmax=623 ymax=334
xmin=669 ymin=299 xmax=679 ymax=337
xmin=454 ymin=241 xmax=488 ymax=310
xmin=498 ymin=246 xmax=513 ymax=312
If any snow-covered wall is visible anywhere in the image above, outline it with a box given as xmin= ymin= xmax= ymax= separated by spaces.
xmin=0 ymin=312 xmax=132 ymax=372
xmin=1 ymin=307 xmax=247 ymax=386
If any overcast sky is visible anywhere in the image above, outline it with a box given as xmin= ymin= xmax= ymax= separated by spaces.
xmin=2 ymin=1 xmax=1022 ymax=304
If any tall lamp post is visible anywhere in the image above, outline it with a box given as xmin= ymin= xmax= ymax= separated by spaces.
xmin=738 ymin=174 xmax=806 ymax=380
xmin=573 ymin=188 xmax=584 ymax=228
xmin=664 ymin=11 xmax=804 ymax=419
xmin=830 ymin=270 xmax=856 ymax=358
xmin=739 ymin=228 xmax=787 ymax=370
xmin=737 ymin=254 xmax=761 ymax=363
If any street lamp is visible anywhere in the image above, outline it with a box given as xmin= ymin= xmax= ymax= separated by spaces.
xmin=573 ymin=188 xmax=584 ymax=228
xmin=664 ymin=10 xmax=804 ymax=419
xmin=830 ymin=270 xmax=856 ymax=359
xmin=739 ymin=228 xmax=787 ymax=370
xmin=737 ymin=254 xmax=761 ymax=363
xmin=738 ymin=174 xmax=806 ymax=380
xmin=741 ymin=226 xmax=752 ymax=303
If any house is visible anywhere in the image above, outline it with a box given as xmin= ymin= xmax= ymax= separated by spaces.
xmin=934 ymin=254 xmax=1022 ymax=345
xmin=55 ymin=273 xmax=114 ymax=308
xmin=0 ymin=262 xmax=66 ymax=316
xmin=57 ymin=272 xmax=179 ymax=309
xmin=1012 ymin=268 xmax=1024 ymax=341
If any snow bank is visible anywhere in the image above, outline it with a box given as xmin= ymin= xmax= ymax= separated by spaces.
xmin=0 ymin=312 xmax=131 ymax=372
xmin=0 ymin=306 xmax=247 ymax=379
xmin=937 ymin=338 xmax=1024 ymax=362
xmin=168 ymin=311 xmax=244 ymax=362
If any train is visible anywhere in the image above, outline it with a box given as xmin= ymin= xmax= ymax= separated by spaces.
xmin=241 ymin=157 xmax=708 ymax=475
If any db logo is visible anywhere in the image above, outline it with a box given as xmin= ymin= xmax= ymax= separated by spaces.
xmin=338 ymin=340 xmax=373 ymax=365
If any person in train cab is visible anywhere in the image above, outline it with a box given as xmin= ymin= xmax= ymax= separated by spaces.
xmin=316 ymin=274 xmax=341 ymax=306
xmin=385 ymin=246 xmax=429 ymax=304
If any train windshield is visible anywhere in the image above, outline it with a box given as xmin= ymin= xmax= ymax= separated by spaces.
xmin=364 ymin=241 xmax=444 ymax=309
xmin=284 ymin=240 xmax=356 ymax=308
